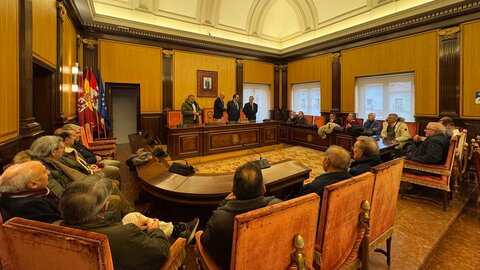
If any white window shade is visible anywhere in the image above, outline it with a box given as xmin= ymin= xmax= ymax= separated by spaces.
xmin=243 ymin=83 xmax=271 ymax=121
xmin=291 ymin=82 xmax=321 ymax=116
xmin=355 ymin=73 xmax=415 ymax=121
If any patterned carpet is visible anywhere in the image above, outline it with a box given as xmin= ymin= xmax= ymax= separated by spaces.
xmin=173 ymin=145 xmax=325 ymax=184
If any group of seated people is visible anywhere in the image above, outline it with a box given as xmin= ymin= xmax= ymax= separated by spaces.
xmin=0 ymin=124 xmax=199 ymax=270
xmin=0 ymin=114 xmax=458 ymax=269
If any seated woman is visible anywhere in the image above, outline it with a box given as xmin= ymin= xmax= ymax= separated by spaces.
xmin=0 ymin=161 xmax=61 ymax=223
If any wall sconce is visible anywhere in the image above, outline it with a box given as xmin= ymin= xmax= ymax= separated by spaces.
xmin=71 ymin=62 xmax=79 ymax=92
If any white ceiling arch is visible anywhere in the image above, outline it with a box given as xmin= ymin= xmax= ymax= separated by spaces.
xmin=88 ymin=0 xmax=462 ymax=52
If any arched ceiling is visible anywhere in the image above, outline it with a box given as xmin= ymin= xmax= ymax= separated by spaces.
xmin=85 ymin=0 xmax=462 ymax=53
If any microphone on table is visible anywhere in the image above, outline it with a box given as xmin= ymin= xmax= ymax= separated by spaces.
xmin=168 ymin=159 xmax=195 ymax=176
xmin=242 ymin=144 xmax=271 ymax=169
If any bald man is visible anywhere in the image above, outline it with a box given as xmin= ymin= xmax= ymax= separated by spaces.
xmin=213 ymin=92 xmax=227 ymax=122
xmin=350 ymin=136 xmax=382 ymax=176
xmin=293 ymin=145 xmax=352 ymax=200
xmin=0 ymin=161 xmax=61 ymax=223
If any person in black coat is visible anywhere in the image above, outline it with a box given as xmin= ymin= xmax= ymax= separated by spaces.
xmin=292 ymin=146 xmax=352 ymax=201
xmin=213 ymin=92 xmax=226 ymax=121
xmin=349 ymin=136 xmax=382 ymax=176
xmin=406 ymin=122 xmax=450 ymax=164
xmin=226 ymin=94 xmax=241 ymax=122
xmin=201 ymin=162 xmax=282 ymax=269
xmin=242 ymin=96 xmax=258 ymax=121
xmin=0 ymin=161 xmax=61 ymax=223
xmin=295 ymin=111 xmax=308 ymax=125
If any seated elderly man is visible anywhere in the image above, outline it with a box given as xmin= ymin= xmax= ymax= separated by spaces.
xmin=381 ymin=113 xmax=411 ymax=149
xmin=363 ymin=112 xmax=381 ymax=135
xmin=350 ymin=136 xmax=382 ymax=176
xmin=293 ymin=145 xmax=352 ymax=199
xmin=0 ymin=161 xmax=61 ymax=223
xmin=28 ymin=136 xmax=133 ymax=216
xmin=60 ymin=178 xmax=198 ymax=270
xmin=201 ymin=162 xmax=282 ymax=269
xmin=286 ymin=111 xmax=297 ymax=123
xmin=62 ymin=124 xmax=121 ymax=168
xmin=295 ymin=111 xmax=308 ymax=125
xmin=406 ymin=122 xmax=450 ymax=165
xmin=56 ymin=129 xmax=120 ymax=181
xmin=344 ymin=113 xmax=356 ymax=128
xmin=439 ymin=116 xmax=459 ymax=138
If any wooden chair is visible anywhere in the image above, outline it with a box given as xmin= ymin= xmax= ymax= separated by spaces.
xmin=2 ymin=217 xmax=186 ymax=270
xmin=369 ymin=158 xmax=404 ymax=265
xmin=355 ymin=118 xmax=364 ymax=126
xmin=0 ymin=213 xmax=12 ymax=270
xmin=84 ymin=123 xmax=117 ymax=145
xmin=404 ymin=121 xmax=418 ymax=139
xmin=473 ymin=147 xmax=480 ymax=207
xmin=452 ymin=129 xmax=468 ymax=192
xmin=402 ymin=135 xmax=459 ymax=211
xmin=195 ymin=193 xmax=320 ymax=269
xmin=304 ymin=115 xmax=313 ymax=125
xmin=202 ymin=108 xmax=215 ymax=124
xmin=80 ymin=127 xmax=115 ymax=157
xmin=167 ymin=110 xmax=183 ymax=126
xmin=313 ymin=116 xmax=326 ymax=127
xmin=315 ymin=172 xmax=375 ymax=269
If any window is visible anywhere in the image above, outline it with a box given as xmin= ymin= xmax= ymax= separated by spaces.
xmin=291 ymin=82 xmax=321 ymax=116
xmin=355 ymin=73 xmax=415 ymax=121
xmin=243 ymin=83 xmax=271 ymax=121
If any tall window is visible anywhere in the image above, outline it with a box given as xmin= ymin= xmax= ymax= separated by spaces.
xmin=355 ymin=73 xmax=415 ymax=121
xmin=243 ymin=83 xmax=270 ymax=121
xmin=291 ymin=82 xmax=321 ymax=116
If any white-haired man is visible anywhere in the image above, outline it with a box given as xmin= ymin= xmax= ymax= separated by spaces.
xmin=0 ymin=161 xmax=61 ymax=223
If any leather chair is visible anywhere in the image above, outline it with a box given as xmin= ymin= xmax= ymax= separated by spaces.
xmin=84 ymin=123 xmax=117 ymax=145
xmin=2 ymin=217 xmax=187 ymax=270
xmin=401 ymin=135 xmax=459 ymax=211
xmin=195 ymin=193 xmax=320 ymax=269
xmin=404 ymin=122 xmax=418 ymax=139
xmin=303 ymin=115 xmax=313 ymax=125
xmin=313 ymin=116 xmax=326 ymax=127
xmin=167 ymin=110 xmax=183 ymax=126
xmin=202 ymin=108 xmax=215 ymax=123
xmin=315 ymin=172 xmax=375 ymax=269
xmin=369 ymin=158 xmax=404 ymax=265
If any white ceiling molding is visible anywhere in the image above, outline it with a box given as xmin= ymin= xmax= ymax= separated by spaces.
xmin=88 ymin=0 xmax=464 ymax=51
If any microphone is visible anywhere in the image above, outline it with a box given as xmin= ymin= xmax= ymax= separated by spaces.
xmin=242 ymin=145 xmax=271 ymax=169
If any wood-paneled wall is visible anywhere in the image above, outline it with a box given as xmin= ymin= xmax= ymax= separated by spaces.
xmin=243 ymin=60 xmax=275 ymax=107
xmin=461 ymin=20 xmax=480 ymax=119
xmin=98 ymin=40 xmax=162 ymax=113
xmin=0 ymin=0 xmax=19 ymax=142
xmin=287 ymin=54 xmax=332 ymax=111
xmin=173 ymin=51 xmax=236 ymax=110
xmin=62 ymin=16 xmax=77 ymax=119
xmin=341 ymin=31 xmax=438 ymax=116
xmin=32 ymin=0 xmax=56 ymax=68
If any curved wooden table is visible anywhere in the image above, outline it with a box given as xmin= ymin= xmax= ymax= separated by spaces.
xmin=136 ymin=157 xmax=311 ymax=223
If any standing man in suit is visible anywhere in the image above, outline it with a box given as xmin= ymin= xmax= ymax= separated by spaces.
xmin=213 ymin=92 xmax=226 ymax=122
xmin=242 ymin=96 xmax=258 ymax=121
xmin=181 ymin=94 xmax=202 ymax=124
xmin=226 ymin=94 xmax=241 ymax=122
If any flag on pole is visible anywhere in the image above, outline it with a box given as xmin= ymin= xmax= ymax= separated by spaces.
xmin=88 ymin=68 xmax=104 ymax=134
xmin=96 ymin=70 xmax=110 ymax=131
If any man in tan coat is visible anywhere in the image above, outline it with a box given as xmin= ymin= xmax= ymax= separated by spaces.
xmin=381 ymin=113 xmax=411 ymax=149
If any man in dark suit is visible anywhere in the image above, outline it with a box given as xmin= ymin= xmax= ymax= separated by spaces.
xmin=406 ymin=122 xmax=450 ymax=164
xmin=242 ymin=96 xmax=258 ymax=121
xmin=295 ymin=111 xmax=308 ymax=125
xmin=213 ymin=92 xmax=226 ymax=122
xmin=349 ymin=136 xmax=382 ymax=176
xmin=292 ymin=145 xmax=351 ymax=201
xmin=226 ymin=94 xmax=241 ymax=122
